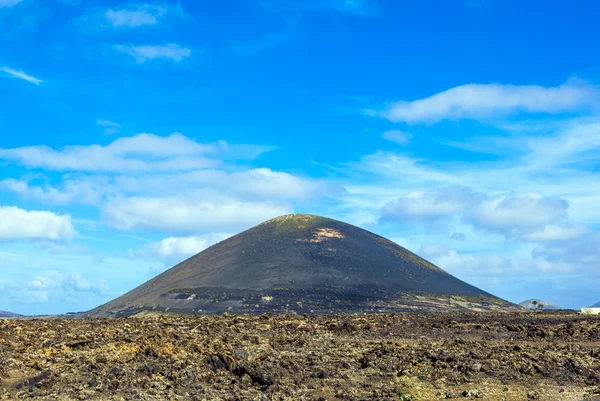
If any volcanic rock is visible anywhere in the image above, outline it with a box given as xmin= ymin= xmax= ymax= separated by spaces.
xmin=88 ymin=214 xmax=518 ymax=317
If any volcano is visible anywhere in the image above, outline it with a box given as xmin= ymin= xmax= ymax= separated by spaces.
xmin=89 ymin=214 xmax=518 ymax=317
xmin=519 ymin=299 xmax=563 ymax=310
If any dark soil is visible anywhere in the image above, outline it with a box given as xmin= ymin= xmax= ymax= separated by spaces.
xmin=88 ymin=215 xmax=513 ymax=318
xmin=1 ymin=311 xmax=599 ymax=400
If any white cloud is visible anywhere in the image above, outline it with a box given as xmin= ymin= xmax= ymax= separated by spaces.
xmin=0 ymin=245 xmax=158 ymax=315
xmin=104 ymin=195 xmax=291 ymax=234
xmin=0 ymin=67 xmax=42 ymax=85
xmin=465 ymin=194 xmax=569 ymax=238
xmin=346 ymin=116 xmax=600 ymax=228
xmin=0 ymin=206 xmax=76 ymax=241
xmin=97 ymin=119 xmax=121 ymax=135
xmin=524 ymin=119 xmax=600 ymax=169
xmin=379 ymin=185 xmax=587 ymax=243
xmin=1 ymin=167 xmax=328 ymax=208
xmin=532 ymin=231 xmax=600 ymax=267
xmin=0 ymin=0 xmax=22 ymax=8
xmin=25 ymin=270 xmax=108 ymax=303
xmin=105 ymin=4 xmax=166 ymax=27
xmin=351 ymin=152 xmax=462 ymax=188
xmin=142 ymin=233 xmax=232 ymax=265
xmin=0 ymin=133 xmax=271 ymax=173
xmin=521 ymin=222 xmax=589 ymax=241
xmin=0 ymin=178 xmax=105 ymax=205
xmin=381 ymin=186 xmax=485 ymax=222
xmin=181 ymin=168 xmax=328 ymax=200
xmin=260 ymin=0 xmax=380 ymax=16
xmin=370 ymin=79 xmax=599 ymax=124
xmin=116 ymin=43 xmax=191 ymax=63
xmin=382 ymin=130 xmax=412 ymax=145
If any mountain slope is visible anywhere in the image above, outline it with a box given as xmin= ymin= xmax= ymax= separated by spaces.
xmin=0 ymin=310 xmax=22 ymax=318
xmin=519 ymin=299 xmax=563 ymax=310
xmin=591 ymin=302 xmax=600 ymax=307
xmin=89 ymin=214 xmax=517 ymax=317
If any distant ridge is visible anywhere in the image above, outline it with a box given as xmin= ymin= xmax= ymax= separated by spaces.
xmin=0 ymin=310 xmax=22 ymax=318
xmin=591 ymin=301 xmax=600 ymax=308
xmin=519 ymin=299 xmax=563 ymax=310
xmin=89 ymin=214 xmax=519 ymax=317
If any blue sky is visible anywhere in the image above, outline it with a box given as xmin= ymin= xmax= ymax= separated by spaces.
xmin=1 ymin=0 xmax=599 ymax=315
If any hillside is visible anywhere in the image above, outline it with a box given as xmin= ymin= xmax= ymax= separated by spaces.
xmin=0 ymin=310 xmax=22 ymax=318
xmin=591 ymin=301 xmax=600 ymax=307
xmin=89 ymin=214 xmax=518 ymax=317
xmin=519 ymin=299 xmax=563 ymax=310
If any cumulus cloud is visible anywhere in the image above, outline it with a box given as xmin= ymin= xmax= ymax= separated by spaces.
xmin=465 ymin=194 xmax=569 ymax=238
xmin=0 ymin=67 xmax=42 ymax=85
xmin=25 ymin=270 xmax=108 ymax=303
xmin=369 ymin=79 xmax=599 ymax=124
xmin=142 ymin=233 xmax=232 ymax=265
xmin=418 ymin=242 xmax=600 ymax=307
xmin=381 ymin=187 xmax=588 ymax=243
xmin=381 ymin=186 xmax=485 ymax=222
xmin=0 ymin=133 xmax=271 ymax=173
xmin=0 ymin=206 xmax=76 ymax=241
xmin=104 ymin=195 xmax=291 ymax=234
xmin=382 ymin=130 xmax=412 ymax=145
xmin=116 ymin=43 xmax=191 ymax=63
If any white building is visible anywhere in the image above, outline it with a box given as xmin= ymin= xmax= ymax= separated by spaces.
xmin=580 ymin=308 xmax=600 ymax=315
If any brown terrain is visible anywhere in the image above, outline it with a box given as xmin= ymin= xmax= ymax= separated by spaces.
xmin=1 ymin=311 xmax=599 ymax=401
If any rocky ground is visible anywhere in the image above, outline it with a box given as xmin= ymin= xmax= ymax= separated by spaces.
xmin=1 ymin=311 xmax=599 ymax=400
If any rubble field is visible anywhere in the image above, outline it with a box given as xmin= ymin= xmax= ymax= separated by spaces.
xmin=1 ymin=311 xmax=599 ymax=400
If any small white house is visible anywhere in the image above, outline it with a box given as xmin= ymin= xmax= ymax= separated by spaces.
xmin=580 ymin=308 xmax=600 ymax=315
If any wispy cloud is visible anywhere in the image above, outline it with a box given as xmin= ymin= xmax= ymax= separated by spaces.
xmin=0 ymin=67 xmax=42 ymax=85
xmin=97 ymin=119 xmax=121 ymax=135
xmin=369 ymin=79 xmax=599 ymax=124
xmin=105 ymin=2 xmax=187 ymax=28
xmin=0 ymin=0 xmax=22 ymax=8
xmin=0 ymin=133 xmax=273 ymax=172
xmin=382 ymin=130 xmax=412 ymax=145
xmin=260 ymin=0 xmax=381 ymax=16
xmin=232 ymin=32 xmax=290 ymax=56
xmin=115 ymin=43 xmax=191 ymax=63
xmin=105 ymin=4 xmax=167 ymax=27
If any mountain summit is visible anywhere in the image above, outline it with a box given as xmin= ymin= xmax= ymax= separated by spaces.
xmin=89 ymin=214 xmax=517 ymax=317
xmin=519 ymin=299 xmax=563 ymax=310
